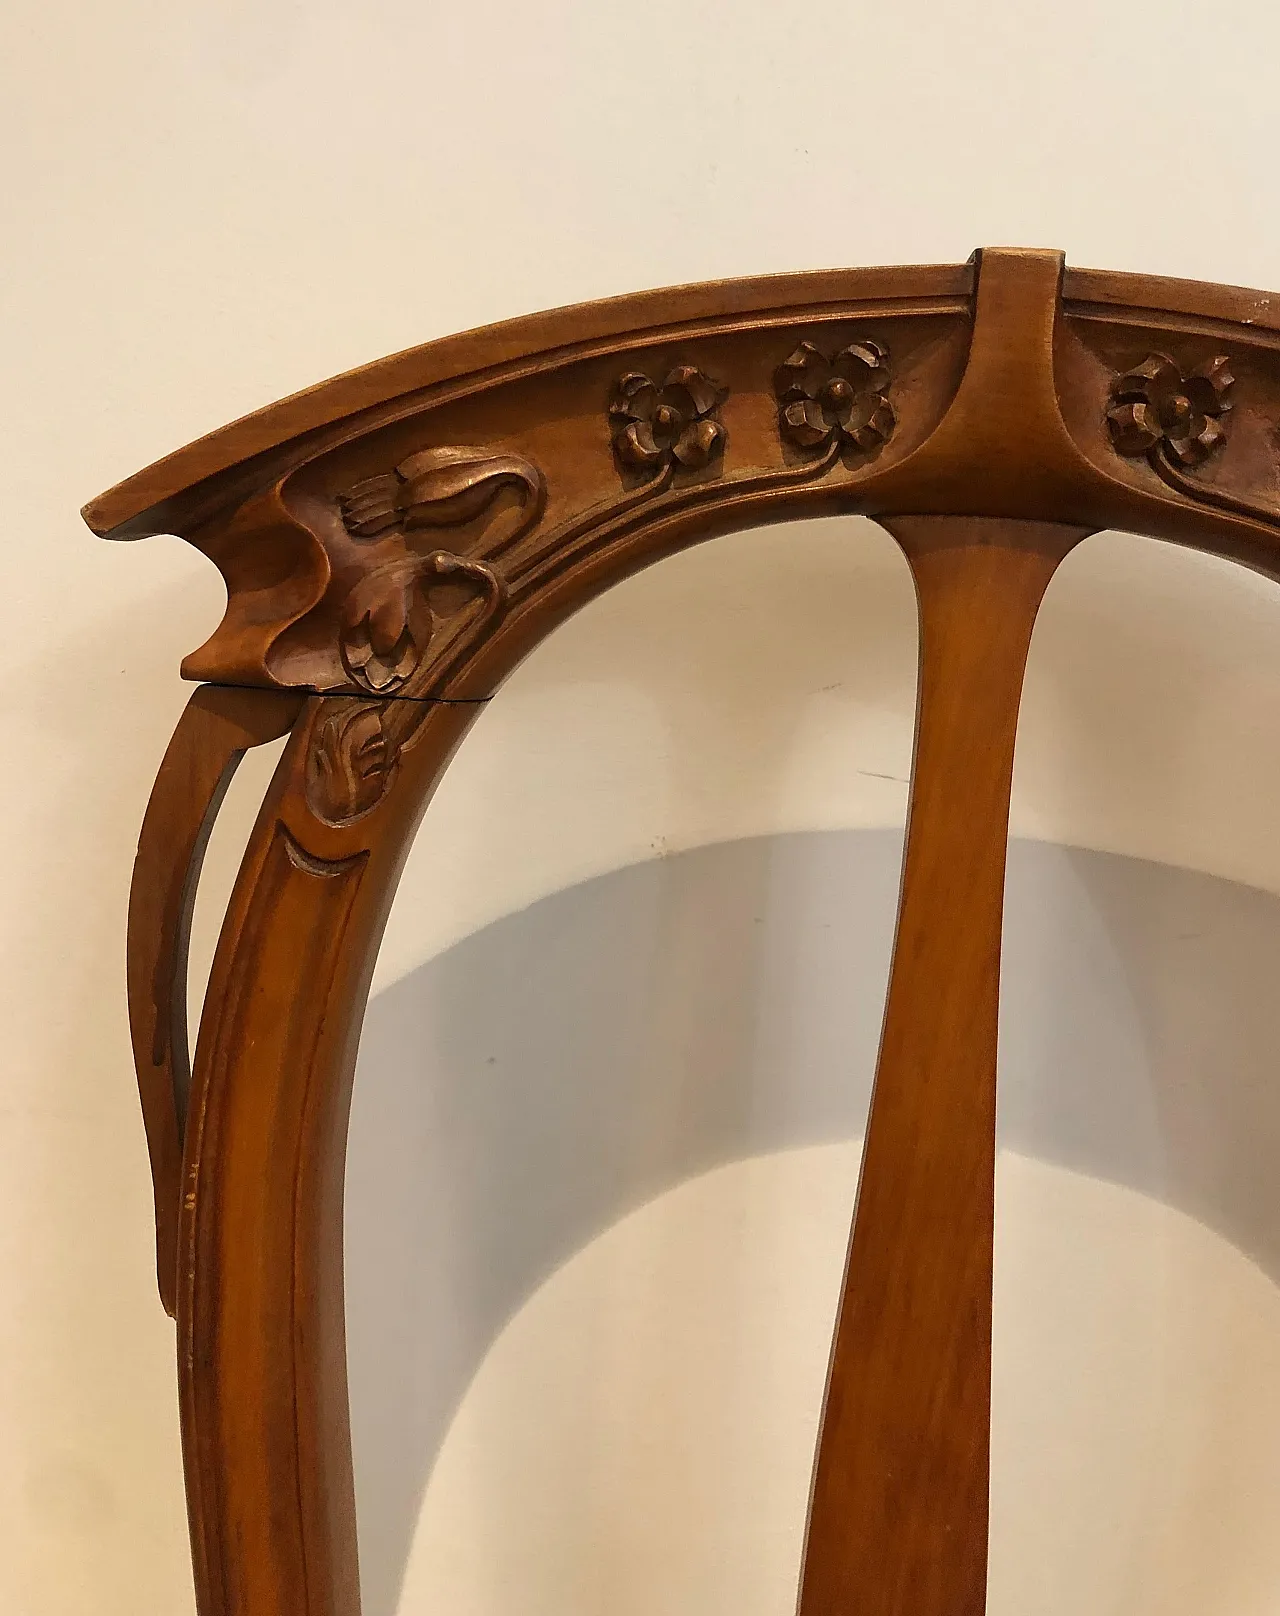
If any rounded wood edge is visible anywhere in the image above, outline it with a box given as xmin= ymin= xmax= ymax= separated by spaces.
xmin=1062 ymin=262 xmax=1280 ymax=326
xmin=178 ymin=696 xmax=481 ymax=1615
xmin=83 ymin=256 xmax=1280 ymax=546
xmin=82 ymin=261 xmax=974 ymax=540
xmin=128 ymin=684 xmax=303 ymax=1316
xmin=798 ymin=518 xmax=1086 ymax=1616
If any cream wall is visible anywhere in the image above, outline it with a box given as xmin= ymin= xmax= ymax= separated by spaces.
xmin=6 ymin=2 xmax=1280 ymax=1613
xmin=400 ymin=1148 xmax=1280 ymax=1616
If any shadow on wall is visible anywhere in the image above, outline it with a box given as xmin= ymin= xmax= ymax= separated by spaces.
xmin=345 ymin=827 xmax=1280 ymax=1616
xmin=344 ymin=828 xmax=899 ymax=1616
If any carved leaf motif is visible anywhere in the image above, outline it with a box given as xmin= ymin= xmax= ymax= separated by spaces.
xmin=308 ymin=701 xmax=398 ymax=823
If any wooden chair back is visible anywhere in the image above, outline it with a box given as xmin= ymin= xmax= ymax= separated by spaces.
xmin=84 ymin=247 xmax=1280 ymax=1616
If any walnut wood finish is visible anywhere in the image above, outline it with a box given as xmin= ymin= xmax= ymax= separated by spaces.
xmin=86 ymin=247 xmax=1280 ymax=1616
xmin=128 ymin=684 xmax=302 ymax=1317
xmin=800 ymin=518 xmax=1086 ymax=1616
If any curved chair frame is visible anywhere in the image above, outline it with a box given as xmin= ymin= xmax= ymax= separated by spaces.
xmin=85 ymin=247 xmax=1280 ymax=1616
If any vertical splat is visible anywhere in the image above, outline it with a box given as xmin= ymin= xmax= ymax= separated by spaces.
xmin=798 ymin=516 xmax=1088 ymax=1616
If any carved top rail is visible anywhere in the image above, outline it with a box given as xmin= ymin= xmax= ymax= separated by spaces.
xmin=83 ymin=249 xmax=1280 ymax=829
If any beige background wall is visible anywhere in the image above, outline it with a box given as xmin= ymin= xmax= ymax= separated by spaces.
xmin=6 ymin=2 xmax=1280 ymax=1612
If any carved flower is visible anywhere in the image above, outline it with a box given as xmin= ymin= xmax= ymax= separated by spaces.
xmin=339 ymin=556 xmax=425 ymax=691
xmin=774 ymin=339 xmax=895 ymax=454
xmin=333 ymin=443 xmax=538 ymax=692
xmin=339 ymin=551 xmax=504 ymax=693
xmin=608 ymin=365 xmax=726 ymax=473
xmin=1107 ymin=354 xmax=1233 ymax=468
xmin=339 ymin=446 xmax=544 ymax=540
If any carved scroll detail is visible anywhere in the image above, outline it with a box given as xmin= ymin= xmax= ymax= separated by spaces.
xmin=775 ymin=340 xmax=895 ymax=454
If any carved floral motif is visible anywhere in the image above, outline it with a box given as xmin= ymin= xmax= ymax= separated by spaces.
xmin=608 ymin=365 xmax=726 ymax=473
xmin=311 ymin=342 xmax=896 ymax=818
xmin=1106 ymin=354 xmax=1233 ymax=468
xmin=333 ymin=445 xmax=541 ymax=694
xmin=338 ymin=551 xmax=506 ymax=693
xmin=774 ymin=340 xmax=895 ymax=454
xmin=338 ymin=445 xmax=543 ymax=538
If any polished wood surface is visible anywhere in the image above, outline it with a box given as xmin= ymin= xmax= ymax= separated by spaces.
xmin=127 ymin=685 xmax=301 ymax=1316
xmin=799 ymin=518 xmax=1086 ymax=1616
xmin=88 ymin=247 xmax=1280 ymax=1614
xmin=176 ymin=697 xmax=480 ymax=1616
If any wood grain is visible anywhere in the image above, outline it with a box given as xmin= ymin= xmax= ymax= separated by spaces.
xmin=87 ymin=247 xmax=1280 ymax=1616
xmin=127 ymin=684 xmax=301 ymax=1315
xmin=81 ymin=262 xmax=975 ymax=541
xmin=799 ymin=517 xmax=1087 ymax=1616
xmin=179 ymin=697 xmax=482 ymax=1616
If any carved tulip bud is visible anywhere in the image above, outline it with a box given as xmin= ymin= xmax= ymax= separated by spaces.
xmin=337 ymin=445 xmax=545 ymax=548
xmin=394 ymin=446 xmax=544 ymax=532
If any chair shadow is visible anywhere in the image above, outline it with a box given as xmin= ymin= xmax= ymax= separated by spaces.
xmin=343 ymin=828 xmax=903 ymax=1616
xmin=1002 ymin=840 xmax=1280 ymax=1283
xmin=346 ymin=830 xmax=1280 ymax=1616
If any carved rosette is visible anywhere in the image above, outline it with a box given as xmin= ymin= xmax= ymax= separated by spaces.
xmin=333 ymin=446 xmax=543 ymax=694
xmin=774 ymin=340 xmax=895 ymax=454
xmin=608 ymin=365 xmax=727 ymax=475
xmin=1107 ymin=354 xmax=1233 ymax=469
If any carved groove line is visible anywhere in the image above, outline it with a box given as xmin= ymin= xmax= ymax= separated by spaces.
xmin=179 ymin=818 xmax=369 ymax=1610
xmin=512 ymin=436 xmax=844 ymax=602
xmin=1151 ymin=442 xmax=1280 ymax=525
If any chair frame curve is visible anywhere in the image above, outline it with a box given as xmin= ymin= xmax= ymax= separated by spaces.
xmin=87 ymin=245 xmax=1280 ymax=1616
